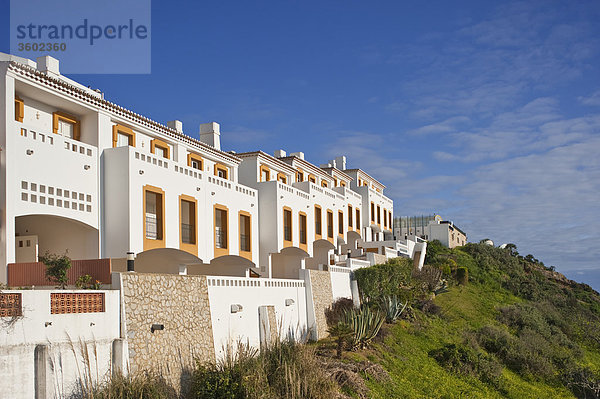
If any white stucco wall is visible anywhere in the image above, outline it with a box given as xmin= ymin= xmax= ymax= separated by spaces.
xmin=206 ymin=276 xmax=308 ymax=359
xmin=0 ymin=290 xmax=120 ymax=399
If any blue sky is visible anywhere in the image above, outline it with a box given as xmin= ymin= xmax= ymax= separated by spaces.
xmin=2 ymin=1 xmax=599 ymax=288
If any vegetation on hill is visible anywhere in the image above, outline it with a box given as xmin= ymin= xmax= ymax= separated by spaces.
xmin=84 ymin=241 xmax=600 ymax=398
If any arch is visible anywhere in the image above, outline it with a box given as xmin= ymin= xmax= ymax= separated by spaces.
xmin=271 ymin=246 xmax=309 ymax=279
xmin=15 ymin=214 xmax=99 ymax=262
xmin=188 ymin=254 xmax=260 ymax=277
xmin=133 ymin=247 xmax=203 ymax=274
xmin=306 ymin=239 xmax=336 ymax=271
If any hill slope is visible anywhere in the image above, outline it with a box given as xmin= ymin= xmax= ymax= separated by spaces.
xmin=349 ymin=242 xmax=600 ymax=398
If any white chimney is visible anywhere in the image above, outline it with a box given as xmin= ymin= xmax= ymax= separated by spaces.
xmin=274 ymin=149 xmax=286 ymax=158
xmin=167 ymin=120 xmax=183 ymax=133
xmin=199 ymin=122 xmax=220 ymax=150
xmin=37 ymin=55 xmax=60 ymax=76
xmin=290 ymin=151 xmax=304 ymax=160
xmin=334 ymin=155 xmax=347 ymax=170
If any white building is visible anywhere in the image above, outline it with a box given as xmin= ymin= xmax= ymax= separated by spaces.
xmin=394 ymin=214 xmax=467 ymax=248
xmin=0 ymin=53 xmax=424 ymax=284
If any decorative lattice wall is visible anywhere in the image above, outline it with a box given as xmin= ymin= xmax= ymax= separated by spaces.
xmin=50 ymin=293 xmax=105 ymax=314
xmin=0 ymin=293 xmax=22 ymax=317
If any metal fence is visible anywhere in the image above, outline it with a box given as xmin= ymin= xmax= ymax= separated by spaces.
xmin=7 ymin=258 xmax=112 ymax=287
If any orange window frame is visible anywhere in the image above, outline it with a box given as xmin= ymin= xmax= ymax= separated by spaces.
xmin=297 ymin=170 xmax=304 ymax=182
xmin=112 ymin=124 xmax=136 ymax=147
xmin=179 ymin=195 xmax=198 ymax=256
xmin=356 ymin=209 xmax=361 ymax=231
xmin=143 ymin=185 xmax=165 ymax=251
xmin=277 ymin=172 xmax=287 ymax=184
xmin=188 ymin=153 xmax=204 ymax=170
xmin=239 ymin=211 xmax=252 ymax=261
xmin=52 ymin=111 xmax=81 ymax=141
xmin=338 ymin=211 xmax=344 ymax=237
xmin=327 ymin=210 xmax=334 ymax=242
xmin=299 ymin=211 xmax=307 ymax=251
xmin=283 ymin=207 xmax=293 ymax=247
xmin=15 ymin=97 xmax=24 ymax=122
xmin=214 ymin=204 xmax=229 ymax=257
xmin=314 ymin=205 xmax=322 ymax=238
xmin=377 ymin=205 xmax=381 ymax=226
xmin=260 ymin=165 xmax=271 ymax=182
xmin=150 ymin=138 xmax=170 ymax=159
xmin=348 ymin=205 xmax=353 ymax=228
xmin=308 ymin=174 xmax=316 ymax=184
xmin=370 ymin=202 xmax=375 ymax=223
xmin=214 ymin=163 xmax=229 ymax=180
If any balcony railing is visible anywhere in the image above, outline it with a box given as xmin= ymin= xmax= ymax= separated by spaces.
xmin=7 ymin=258 xmax=112 ymax=287
xmin=215 ymin=227 xmax=227 ymax=248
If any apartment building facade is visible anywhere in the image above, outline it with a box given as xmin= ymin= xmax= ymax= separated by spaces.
xmin=1 ymin=53 xmax=419 ymax=283
xmin=394 ymin=214 xmax=467 ymax=248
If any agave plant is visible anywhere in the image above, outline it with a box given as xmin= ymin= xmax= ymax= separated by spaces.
xmin=343 ymin=306 xmax=385 ymax=350
xmin=380 ymin=295 xmax=408 ymax=323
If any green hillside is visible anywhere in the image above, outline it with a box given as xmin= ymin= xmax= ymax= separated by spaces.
xmin=348 ymin=242 xmax=600 ymax=399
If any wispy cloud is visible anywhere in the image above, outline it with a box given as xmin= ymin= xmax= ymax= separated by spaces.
xmin=578 ymin=90 xmax=600 ymax=106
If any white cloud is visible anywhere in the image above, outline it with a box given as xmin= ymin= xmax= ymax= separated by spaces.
xmin=578 ymin=90 xmax=600 ymax=106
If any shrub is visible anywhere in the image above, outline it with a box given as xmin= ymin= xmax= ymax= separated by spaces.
xmin=343 ymin=306 xmax=385 ymax=350
xmin=379 ymin=295 xmax=408 ymax=323
xmin=40 ymin=252 xmax=71 ymax=289
xmin=417 ymin=299 xmax=442 ymax=316
xmin=456 ymin=267 xmax=468 ymax=285
xmin=353 ymin=258 xmax=414 ymax=303
xmin=327 ymin=321 xmax=353 ymax=359
xmin=430 ymin=343 xmax=502 ymax=386
xmin=75 ymin=274 xmax=102 ymax=290
xmin=325 ymin=297 xmax=354 ymax=327
xmin=89 ymin=371 xmax=177 ymax=399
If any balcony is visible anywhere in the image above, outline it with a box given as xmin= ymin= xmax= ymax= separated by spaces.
xmin=7 ymin=258 xmax=112 ymax=287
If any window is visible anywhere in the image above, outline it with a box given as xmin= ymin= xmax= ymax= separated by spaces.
xmin=348 ymin=205 xmax=353 ymax=228
xmin=389 ymin=213 xmax=392 ymax=229
xmin=315 ymin=205 xmax=322 ymax=237
xmin=215 ymin=163 xmax=229 ymax=179
xmin=383 ymin=209 xmax=387 ymax=228
xmin=112 ymin=124 xmax=136 ymax=147
xmin=188 ymin=153 xmax=203 ymax=170
xmin=338 ymin=211 xmax=344 ymax=236
xmin=180 ymin=196 xmax=197 ymax=254
xmin=327 ymin=210 xmax=334 ymax=240
xmin=239 ymin=212 xmax=251 ymax=257
xmin=321 ymin=180 xmax=328 ymax=188
xmin=260 ymin=165 xmax=271 ymax=182
xmin=283 ymin=207 xmax=292 ymax=245
xmin=356 ymin=209 xmax=361 ymax=230
xmin=214 ymin=205 xmax=229 ymax=256
xmin=299 ymin=212 xmax=307 ymax=247
xmin=308 ymin=175 xmax=316 ymax=183
xmin=334 ymin=178 xmax=338 ymax=187
xmin=144 ymin=186 xmax=165 ymax=250
xmin=377 ymin=205 xmax=381 ymax=225
xmin=297 ymin=170 xmax=304 ymax=182
xmin=340 ymin=181 xmax=346 ymax=187
xmin=151 ymin=138 xmax=170 ymax=159
xmin=53 ymin=111 xmax=80 ymax=140
xmin=15 ymin=97 xmax=24 ymax=122
xmin=371 ymin=202 xmax=375 ymax=223
xmin=277 ymin=172 xmax=287 ymax=184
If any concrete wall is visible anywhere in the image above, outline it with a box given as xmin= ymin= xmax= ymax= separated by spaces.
xmin=328 ymin=266 xmax=353 ymax=301
xmin=115 ymin=272 xmax=215 ymax=389
xmin=0 ymin=289 xmax=120 ymax=399
xmin=206 ymin=276 xmax=307 ymax=358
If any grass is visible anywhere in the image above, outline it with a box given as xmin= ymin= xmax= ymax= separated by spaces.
xmin=357 ymin=284 xmax=578 ymax=398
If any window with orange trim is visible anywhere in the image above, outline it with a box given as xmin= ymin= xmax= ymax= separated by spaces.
xmin=308 ymin=175 xmax=316 ymax=183
xmin=215 ymin=163 xmax=229 ymax=179
xmin=348 ymin=205 xmax=353 ymax=228
xmin=151 ymin=138 xmax=170 ymax=159
xmin=377 ymin=205 xmax=381 ymax=225
xmin=239 ymin=212 xmax=251 ymax=255
xmin=315 ymin=205 xmax=322 ymax=236
xmin=112 ymin=124 xmax=135 ymax=147
xmin=260 ymin=165 xmax=271 ymax=182
xmin=214 ymin=205 xmax=229 ymax=256
xmin=299 ymin=212 xmax=307 ymax=246
xmin=356 ymin=209 xmax=361 ymax=230
xmin=321 ymin=180 xmax=328 ymax=188
xmin=297 ymin=170 xmax=304 ymax=182
xmin=327 ymin=210 xmax=334 ymax=239
xmin=338 ymin=211 xmax=344 ymax=236
xmin=277 ymin=172 xmax=287 ymax=184
xmin=283 ymin=207 xmax=293 ymax=245
xmin=53 ymin=111 xmax=80 ymax=141
xmin=188 ymin=153 xmax=203 ymax=170
xmin=14 ymin=97 xmax=24 ymax=122
xmin=371 ymin=202 xmax=375 ymax=223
